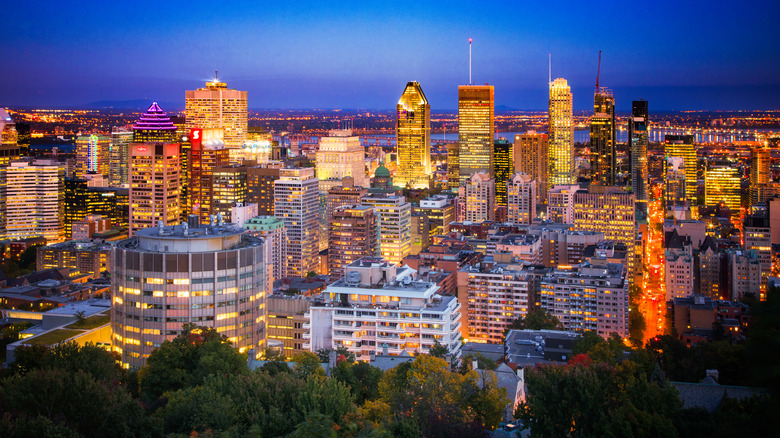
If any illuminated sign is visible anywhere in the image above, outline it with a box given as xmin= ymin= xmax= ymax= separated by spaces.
xmin=136 ymin=145 xmax=148 ymax=152
xmin=190 ymin=129 xmax=203 ymax=150
xmin=89 ymin=134 xmax=99 ymax=173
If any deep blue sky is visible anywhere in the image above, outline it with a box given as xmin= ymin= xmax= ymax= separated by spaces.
xmin=2 ymin=1 xmax=779 ymax=111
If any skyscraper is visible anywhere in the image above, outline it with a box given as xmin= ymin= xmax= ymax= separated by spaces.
xmin=750 ymin=141 xmax=771 ymax=205
xmin=132 ymin=102 xmax=178 ymax=143
xmin=212 ymin=165 xmax=247 ymax=221
xmin=665 ymin=157 xmax=687 ymax=208
xmin=0 ymin=108 xmax=20 ymax=166
xmin=129 ymin=143 xmax=181 ymax=236
xmin=705 ymin=161 xmax=741 ymax=216
xmin=514 ymin=132 xmax=548 ymax=205
xmin=507 ymin=173 xmax=537 ymax=225
xmin=315 ymin=129 xmax=368 ymax=187
xmin=361 ymin=193 xmax=412 ymax=265
xmin=447 ymin=142 xmax=460 ymax=190
xmin=109 ymin=128 xmax=133 ymax=187
xmin=396 ymin=81 xmax=431 ymax=189
xmin=75 ymin=134 xmax=110 ymax=178
xmin=664 ymin=135 xmax=698 ymax=210
xmin=328 ymin=205 xmax=378 ymax=280
xmin=629 ymin=100 xmax=649 ymax=209
xmin=458 ymin=85 xmax=494 ymax=184
xmin=274 ymin=168 xmax=319 ymax=278
xmin=1 ymin=160 xmax=64 ymax=242
xmin=493 ymin=139 xmax=513 ymax=207
xmin=459 ymin=172 xmax=496 ymax=222
xmin=188 ymin=128 xmax=230 ymax=222
xmin=548 ymin=78 xmax=574 ymax=187
xmin=185 ymin=77 xmax=248 ymax=149
xmin=589 ymin=89 xmax=616 ymax=185
xmin=247 ymin=162 xmax=283 ymax=216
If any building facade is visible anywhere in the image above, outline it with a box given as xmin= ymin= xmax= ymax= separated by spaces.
xmin=361 ymin=193 xmax=412 ymax=265
xmin=243 ymin=216 xmax=286 ymax=283
xmin=514 ymin=132 xmax=548 ymax=206
xmin=459 ymin=172 xmax=496 ymax=222
xmin=1 ymin=160 xmax=64 ymax=242
xmin=396 ymin=81 xmax=431 ymax=189
xmin=316 ymin=129 xmax=368 ymax=187
xmin=507 ymin=173 xmax=536 ymax=225
xmin=328 ymin=205 xmax=378 ymax=280
xmin=274 ymin=168 xmax=319 ymax=277
xmin=185 ymin=79 xmax=248 ymax=149
xmin=548 ymin=78 xmax=574 ymax=187
xmin=458 ymin=85 xmax=495 ymax=184
xmin=589 ymin=89 xmax=616 ymax=186
xmin=129 ymin=143 xmax=180 ymax=236
xmin=629 ymin=100 xmax=649 ymax=209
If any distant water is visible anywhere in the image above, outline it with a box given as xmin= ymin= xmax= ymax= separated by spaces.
xmin=430 ymin=128 xmax=604 ymax=144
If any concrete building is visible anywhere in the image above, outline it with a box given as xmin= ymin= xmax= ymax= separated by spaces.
xmin=230 ymin=203 xmax=258 ymax=228
xmin=507 ymin=173 xmax=536 ymax=225
xmin=274 ymin=168 xmax=319 ymax=277
xmin=1 ymin=160 xmax=65 ymax=242
xmin=328 ymin=205 xmax=377 ymax=280
xmin=75 ymin=134 xmax=110 ymax=179
xmin=547 ymin=185 xmax=579 ymax=223
xmin=306 ymin=257 xmax=462 ymax=359
xmin=361 ymin=193 xmax=411 ymax=265
xmin=316 ymin=129 xmax=368 ymax=187
xmin=665 ymin=230 xmax=695 ymax=301
xmin=212 ymin=165 xmax=247 ymax=221
xmin=416 ymin=195 xmax=456 ymax=236
xmin=185 ymin=78 xmax=248 ymax=149
xmin=247 ymin=162 xmax=283 ymax=216
xmin=111 ymin=222 xmax=269 ymax=369
xmin=743 ymin=212 xmax=771 ymax=297
xmin=266 ymin=294 xmax=311 ymax=359
xmin=244 ymin=216 xmax=286 ymax=283
xmin=36 ymin=240 xmax=111 ymax=279
xmin=459 ymin=172 xmax=496 ymax=222
xmin=727 ymin=250 xmax=761 ymax=301
xmin=513 ymin=132 xmax=548 ymax=206
xmin=494 ymin=234 xmax=543 ymax=264
xmin=129 ymin=142 xmax=180 ymax=236
xmin=72 ymin=214 xmax=111 ymax=240
xmin=327 ymin=177 xmax=368 ymax=221
xmin=110 ymin=128 xmax=133 ymax=187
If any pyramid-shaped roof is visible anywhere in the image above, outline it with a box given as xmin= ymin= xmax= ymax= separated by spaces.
xmin=132 ymin=102 xmax=177 ymax=132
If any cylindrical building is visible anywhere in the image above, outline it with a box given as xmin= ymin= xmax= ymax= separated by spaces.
xmin=111 ymin=222 xmax=269 ymax=369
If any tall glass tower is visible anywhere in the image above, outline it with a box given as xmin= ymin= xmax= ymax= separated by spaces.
xmin=458 ymin=85 xmax=494 ymax=185
xmin=185 ymin=78 xmax=248 ymax=149
xmin=396 ymin=82 xmax=431 ymax=189
xmin=629 ymin=100 xmax=649 ymax=210
xmin=548 ymin=78 xmax=574 ymax=187
xmin=590 ymin=89 xmax=616 ymax=185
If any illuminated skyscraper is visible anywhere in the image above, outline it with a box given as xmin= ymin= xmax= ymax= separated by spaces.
xmin=750 ymin=141 xmax=771 ymax=205
xmin=129 ymin=143 xmax=180 ymax=236
xmin=316 ymin=129 xmax=368 ymax=187
xmin=507 ymin=173 xmax=537 ymax=225
xmin=328 ymin=205 xmax=377 ymax=280
xmin=247 ymin=162 xmax=283 ymax=216
xmin=629 ymin=100 xmax=649 ymax=208
xmin=705 ymin=161 xmax=741 ymax=215
xmin=514 ymin=132 xmax=548 ymax=205
xmin=548 ymin=78 xmax=574 ymax=187
xmin=0 ymin=160 xmax=64 ymax=242
xmin=212 ymin=165 xmax=247 ymax=221
xmin=132 ymin=102 xmax=178 ymax=143
xmin=327 ymin=177 xmax=368 ymax=222
xmin=493 ymin=139 xmax=513 ymax=207
xmin=361 ymin=193 xmax=411 ymax=265
xmin=447 ymin=143 xmax=460 ymax=190
xmin=664 ymin=135 xmax=698 ymax=209
xmin=665 ymin=157 xmax=687 ymax=208
xmin=589 ymin=89 xmax=616 ymax=185
xmin=396 ymin=81 xmax=431 ymax=189
xmin=459 ymin=172 xmax=495 ymax=222
xmin=274 ymin=168 xmax=320 ymax=277
xmin=0 ymin=108 xmax=20 ymax=166
xmin=185 ymin=77 xmax=248 ymax=149
xmin=458 ymin=85 xmax=494 ymax=184
xmin=75 ymin=134 xmax=110 ymax=178
xmin=109 ymin=128 xmax=133 ymax=187
xmin=188 ymin=128 xmax=230 ymax=222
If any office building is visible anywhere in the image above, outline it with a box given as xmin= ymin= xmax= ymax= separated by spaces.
xmin=699 ymin=237 xmax=724 ymax=300
xmin=514 ymin=132 xmax=548 ymax=205
xmin=244 ymin=216 xmax=286 ymax=282
xmin=72 ymin=214 xmax=111 ymax=240
xmin=185 ymin=78 xmax=248 ymax=149
xmin=274 ymin=168 xmax=319 ymax=278
xmin=532 ymin=226 xmax=605 ymax=267
xmin=447 ymin=142 xmax=460 ymax=190
xmin=460 ymin=262 xmax=538 ymax=344
xmin=307 ymin=258 xmax=462 ymax=359
xmin=589 ymin=88 xmax=616 ymax=185
xmin=666 ymin=157 xmax=687 ymax=208
xmin=1 ymin=160 xmax=65 ymax=242
xmin=547 ymin=185 xmax=579 ymax=224
xmin=458 ymin=85 xmax=494 ymax=184
xmin=110 ymin=128 xmax=133 ymax=187
xmin=629 ymin=100 xmax=649 ymax=208
xmin=459 ymin=172 xmax=495 ymax=222
xmin=727 ymin=250 xmax=762 ymax=301
xmin=507 ymin=173 xmax=536 ymax=225
xmin=573 ymin=186 xmax=636 ymax=282
xmin=493 ymin=139 xmax=513 ymax=207
xmin=665 ymin=230 xmax=695 ymax=300
xmin=327 ymin=177 xmax=368 ymax=221
xmin=75 ymin=134 xmax=110 ymax=178
xmin=705 ymin=161 xmax=741 ymax=215
xmin=328 ymin=205 xmax=377 ymax=279
xmin=212 ymin=165 xmax=247 ymax=221
xmin=129 ymin=143 xmax=180 ymax=236
xmin=396 ymin=81 xmax=431 ymax=189
xmin=750 ymin=141 xmax=771 ymax=205
xmin=267 ymin=295 xmax=311 ymax=359
xmin=664 ymin=135 xmax=698 ymax=209
xmin=361 ymin=193 xmax=412 ymax=265
xmin=189 ymin=128 xmax=230 ymax=222
xmin=416 ymin=195 xmax=456 ymax=237
xmin=111 ymin=222 xmax=269 ymax=369
xmin=316 ymin=129 xmax=368 ymax=187
xmin=548 ymin=78 xmax=574 ymax=187
xmin=36 ymin=240 xmax=111 ymax=279
xmin=0 ymin=108 xmax=20 ymax=166
xmin=743 ymin=212 xmax=771 ymax=297
xmin=132 ymin=102 xmax=178 ymax=143
xmin=247 ymin=162 xmax=283 ymax=216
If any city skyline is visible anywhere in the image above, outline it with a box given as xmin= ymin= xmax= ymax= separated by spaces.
xmin=1 ymin=1 xmax=779 ymax=111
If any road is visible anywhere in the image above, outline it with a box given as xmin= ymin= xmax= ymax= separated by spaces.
xmin=638 ymin=187 xmax=667 ymax=341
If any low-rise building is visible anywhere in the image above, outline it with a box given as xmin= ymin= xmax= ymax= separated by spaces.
xmin=36 ymin=240 xmax=111 ymax=279
xmin=266 ymin=294 xmax=312 ymax=359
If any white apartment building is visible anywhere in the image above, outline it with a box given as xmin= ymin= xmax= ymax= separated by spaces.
xmin=459 ymin=172 xmax=495 ymax=222
xmin=507 ymin=173 xmax=537 ymax=224
xmin=547 ymin=185 xmax=579 ymax=224
xmin=274 ymin=168 xmax=319 ymax=277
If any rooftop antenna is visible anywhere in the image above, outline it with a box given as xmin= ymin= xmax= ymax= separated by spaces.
xmin=595 ymin=50 xmax=602 ymax=90
xmin=469 ymin=38 xmax=472 ymax=85
xmin=548 ymin=54 xmax=551 ymax=86
xmin=215 ymin=70 xmax=218 ymax=81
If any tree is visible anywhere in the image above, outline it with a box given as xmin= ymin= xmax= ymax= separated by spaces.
xmin=332 ymin=360 xmax=383 ymax=404
xmin=292 ymin=351 xmax=325 ymax=380
xmin=428 ymin=339 xmax=448 ymax=358
xmin=503 ymin=308 xmax=563 ymax=338
xmin=572 ymin=332 xmax=628 ymax=364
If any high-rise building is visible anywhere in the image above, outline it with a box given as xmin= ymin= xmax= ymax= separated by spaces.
xmin=590 ymin=89 xmax=616 ymax=185
xmin=459 ymin=172 xmax=495 ymax=222
xmin=705 ymin=161 xmax=741 ymax=215
xmin=185 ymin=78 xmax=248 ymax=149
xmin=750 ymin=141 xmax=771 ymax=205
xmin=416 ymin=195 xmax=456 ymax=237
xmin=110 ymin=128 xmax=133 ymax=187
xmin=247 ymin=162 xmax=283 ymax=216
xmin=361 ymin=193 xmax=411 ymax=265
xmin=307 ymin=258 xmax=462 ymax=359
xmin=493 ymin=139 xmax=513 ymax=207
xmin=274 ymin=168 xmax=319 ymax=278
xmin=547 ymin=185 xmax=579 ymax=224
xmin=548 ymin=78 xmax=574 ymax=187
xmin=0 ymin=108 xmax=20 ymax=166
xmin=743 ymin=212 xmax=771 ymax=298
xmin=111 ymin=222 xmax=269 ymax=369
xmin=132 ymin=102 xmax=178 ymax=143
xmin=665 ymin=135 xmax=698 ymax=209
xmin=188 ymin=128 xmax=230 ymax=222
xmin=328 ymin=205 xmax=378 ymax=279
xmin=129 ymin=143 xmax=180 ymax=236
xmin=75 ymin=134 xmax=110 ymax=178
xmin=0 ymin=160 xmax=64 ymax=242
xmin=316 ymin=129 xmax=368 ymax=187
xmin=665 ymin=157 xmax=687 ymax=208
xmin=327 ymin=177 xmax=368 ymax=222
xmin=629 ymin=100 xmax=649 ymax=208
xmin=573 ymin=186 xmax=636 ymax=282
xmin=507 ymin=173 xmax=536 ymax=225
xmin=396 ymin=81 xmax=432 ymax=189
xmin=513 ymin=132 xmax=548 ymax=205
xmin=665 ymin=229 xmax=695 ymax=300
xmin=244 ymin=216 xmax=287 ymax=283
xmin=447 ymin=143 xmax=460 ymax=190
xmin=212 ymin=165 xmax=247 ymax=221
xmin=458 ymin=85 xmax=494 ymax=184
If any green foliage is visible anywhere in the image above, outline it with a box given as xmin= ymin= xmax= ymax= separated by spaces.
xmin=259 ymin=360 xmax=292 ymax=376
xmin=503 ymin=308 xmax=563 ymax=339
xmin=8 ymin=342 xmax=125 ymax=384
xmin=0 ymin=413 xmax=82 ymax=438
xmin=292 ymin=351 xmax=325 ymax=380
xmin=743 ymin=285 xmax=780 ymax=395
xmin=645 ymin=335 xmax=747 ymax=386
xmin=331 ymin=360 xmax=383 ymax=404
xmin=572 ymin=332 xmax=628 ymax=364
xmin=674 ymin=395 xmax=780 ymax=438
xmin=138 ymin=324 xmax=248 ymax=403
xmin=427 ymin=339 xmax=448 ymax=358
xmin=628 ymin=306 xmax=646 ymax=347
xmin=458 ymin=352 xmax=498 ymax=374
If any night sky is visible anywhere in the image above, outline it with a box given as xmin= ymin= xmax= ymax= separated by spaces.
xmin=2 ymin=1 xmax=779 ymax=111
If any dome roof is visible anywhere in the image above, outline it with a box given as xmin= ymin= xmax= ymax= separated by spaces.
xmin=374 ymin=165 xmax=391 ymax=178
